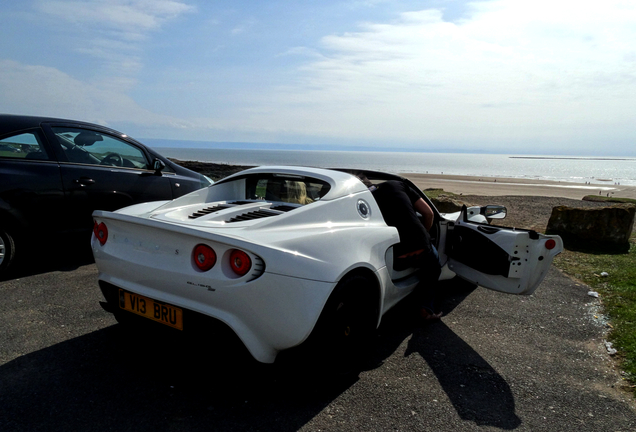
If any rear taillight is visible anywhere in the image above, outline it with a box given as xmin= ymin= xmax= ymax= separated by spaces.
xmin=229 ymin=249 xmax=252 ymax=276
xmin=193 ymin=244 xmax=217 ymax=271
xmin=545 ymin=239 xmax=556 ymax=250
xmin=93 ymin=221 xmax=108 ymax=246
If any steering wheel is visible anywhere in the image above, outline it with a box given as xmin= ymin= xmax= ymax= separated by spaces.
xmin=100 ymin=152 xmax=123 ymax=166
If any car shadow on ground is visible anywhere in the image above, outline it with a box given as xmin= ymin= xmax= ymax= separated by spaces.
xmin=0 ymin=279 xmax=520 ymax=432
xmin=0 ymin=235 xmax=94 ymax=282
xmin=365 ymin=278 xmax=522 ymax=430
xmin=0 ymin=323 xmax=354 ymax=432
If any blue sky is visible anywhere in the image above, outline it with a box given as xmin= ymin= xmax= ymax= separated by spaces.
xmin=1 ymin=0 xmax=635 ymax=155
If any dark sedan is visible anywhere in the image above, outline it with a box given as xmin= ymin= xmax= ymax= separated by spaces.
xmin=0 ymin=114 xmax=212 ymax=276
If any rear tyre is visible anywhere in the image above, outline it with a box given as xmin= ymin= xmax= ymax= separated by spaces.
xmin=0 ymin=227 xmax=16 ymax=278
xmin=309 ymin=274 xmax=377 ymax=375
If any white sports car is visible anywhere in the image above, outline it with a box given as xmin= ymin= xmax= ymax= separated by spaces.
xmin=92 ymin=166 xmax=563 ymax=364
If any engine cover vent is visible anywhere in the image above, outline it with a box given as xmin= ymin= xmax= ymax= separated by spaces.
xmin=189 ymin=204 xmax=232 ymax=219
xmin=226 ymin=209 xmax=281 ymax=223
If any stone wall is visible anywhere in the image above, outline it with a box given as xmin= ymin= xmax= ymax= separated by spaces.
xmin=545 ymin=204 xmax=636 ymax=252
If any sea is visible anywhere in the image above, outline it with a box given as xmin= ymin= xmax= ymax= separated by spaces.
xmin=156 ymin=147 xmax=636 ymax=187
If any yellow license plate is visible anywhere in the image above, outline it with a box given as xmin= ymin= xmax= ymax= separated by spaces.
xmin=119 ymin=289 xmax=183 ymax=330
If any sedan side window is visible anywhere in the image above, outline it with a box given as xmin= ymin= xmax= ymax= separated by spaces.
xmin=52 ymin=127 xmax=150 ymax=169
xmin=0 ymin=132 xmax=50 ymax=160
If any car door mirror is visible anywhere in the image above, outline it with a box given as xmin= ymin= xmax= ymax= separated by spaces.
xmin=153 ymin=158 xmax=166 ymax=174
xmin=482 ymin=205 xmax=507 ymax=219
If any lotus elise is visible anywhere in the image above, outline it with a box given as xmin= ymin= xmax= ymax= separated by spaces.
xmin=92 ymin=166 xmax=563 ymax=364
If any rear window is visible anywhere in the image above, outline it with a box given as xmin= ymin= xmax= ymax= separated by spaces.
xmin=0 ymin=131 xmax=50 ymax=160
xmin=244 ymin=174 xmax=331 ymax=205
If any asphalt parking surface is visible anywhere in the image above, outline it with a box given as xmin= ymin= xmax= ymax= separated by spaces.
xmin=1 ymin=247 xmax=635 ymax=432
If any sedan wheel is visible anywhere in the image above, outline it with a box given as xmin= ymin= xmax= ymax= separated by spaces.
xmin=0 ymin=228 xmax=16 ymax=276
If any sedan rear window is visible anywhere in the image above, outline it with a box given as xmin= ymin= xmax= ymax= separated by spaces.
xmin=0 ymin=132 xmax=50 ymax=160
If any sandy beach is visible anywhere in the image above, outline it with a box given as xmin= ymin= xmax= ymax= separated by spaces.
xmin=401 ymin=173 xmax=636 ymax=200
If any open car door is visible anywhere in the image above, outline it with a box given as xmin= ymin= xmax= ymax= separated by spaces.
xmin=446 ymin=207 xmax=563 ymax=295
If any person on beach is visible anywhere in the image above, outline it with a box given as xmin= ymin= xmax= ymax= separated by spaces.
xmin=356 ymin=174 xmax=443 ymax=320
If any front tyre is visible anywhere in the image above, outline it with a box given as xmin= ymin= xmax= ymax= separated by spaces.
xmin=0 ymin=227 xmax=16 ymax=278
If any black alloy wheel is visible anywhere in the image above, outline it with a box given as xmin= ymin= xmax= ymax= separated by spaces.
xmin=312 ymin=274 xmax=377 ymax=374
xmin=0 ymin=227 xmax=16 ymax=277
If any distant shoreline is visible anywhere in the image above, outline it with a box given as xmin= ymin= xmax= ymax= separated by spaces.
xmin=402 ymin=173 xmax=636 ymax=200
xmin=171 ymin=158 xmax=636 ymax=200
xmin=510 ymin=156 xmax=633 ymax=161
xmin=161 ymin=149 xmax=636 ymax=188
xmin=149 ymin=139 xmax=636 ymax=158
xmin=169 ymin=158 xmax=254 ymax=181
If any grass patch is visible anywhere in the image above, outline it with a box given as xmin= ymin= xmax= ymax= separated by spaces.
xmin=554 ymin=242 xmax=636 ymax=394
xmin=423 ymin=188 xmax=459 ymax=200
xmin=583 ymin=195 xmax=636 ymax=205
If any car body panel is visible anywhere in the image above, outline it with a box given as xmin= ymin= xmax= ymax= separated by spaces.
xmin=0 ymin=159 xmax=66 ymax=230
xmin=446 ymin=208 xmax=563 ymax=295
xmin=92 ymin=166 xmax=563 ymax=363
xmin=59 ymin=164 xmax=174 ymax=229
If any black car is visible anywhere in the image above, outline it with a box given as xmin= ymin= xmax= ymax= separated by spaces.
xmin=0 ymin=114 xmax=212 ymax=276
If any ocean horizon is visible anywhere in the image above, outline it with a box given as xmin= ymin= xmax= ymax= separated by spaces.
xmin=151 ymin=145 xmax=636 ymax=187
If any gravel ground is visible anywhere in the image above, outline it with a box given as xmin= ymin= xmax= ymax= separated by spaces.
xmin=2 ymin=191 xmax=635 ymax=431
xmin=2 ymin=261 xmax=635 ymax=431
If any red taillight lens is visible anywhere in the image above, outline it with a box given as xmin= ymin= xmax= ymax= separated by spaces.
xmin=229 ymin=249 xmax=251 ymax=276
xmin=193 ymin=244 xmax=217 ymax=271
xmin=545 ymin=239 xmax=556 ymax=250
xmin=94 ymin=221 xmax=108 ymax=246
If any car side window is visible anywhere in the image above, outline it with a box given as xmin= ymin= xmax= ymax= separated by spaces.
xmin=51 ymin=127 xmax=150 ymax=169
xmin=0 ymin=132 xmax=51 ymax=160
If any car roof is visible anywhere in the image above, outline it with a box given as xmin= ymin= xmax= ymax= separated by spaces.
xmin=0 ymin=114 xmax=119 ymax=137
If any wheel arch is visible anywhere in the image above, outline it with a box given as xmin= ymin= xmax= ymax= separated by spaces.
xmin=278 ymin=265 xmax=383 ymax=369
xmin=0 ymin=207 xmax=25 ymax=238
xmin=333 ymin=266 xmax=383 ymax=328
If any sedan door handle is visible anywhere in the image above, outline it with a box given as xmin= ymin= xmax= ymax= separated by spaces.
xmin=74 ymin=177 xmax=96 ymax=186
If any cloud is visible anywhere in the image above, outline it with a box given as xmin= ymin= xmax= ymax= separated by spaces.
xmin=230 ymin=18 xmax=257 ymax=35
xmin=230 ymin=0 xmax=636 ymax=150
xmin=6 ymin=0 xmax=636 ymax=153
xmin=0 ymin=59 xmax=189 ymax=130
xmin=277 ymin=46 xmax=324 ymax=59
xmin=34 ymin=0 xmax=195 ymax=70
xmin=36 ymin=0 xmax=195 ymax=34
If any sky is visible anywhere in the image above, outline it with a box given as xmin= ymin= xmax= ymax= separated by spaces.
xmin=1 ymin=0 xmax=635 ymax=156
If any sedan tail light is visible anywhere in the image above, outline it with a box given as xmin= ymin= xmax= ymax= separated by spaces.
xmin=229 ymin=249 xmax=252 ymax=276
